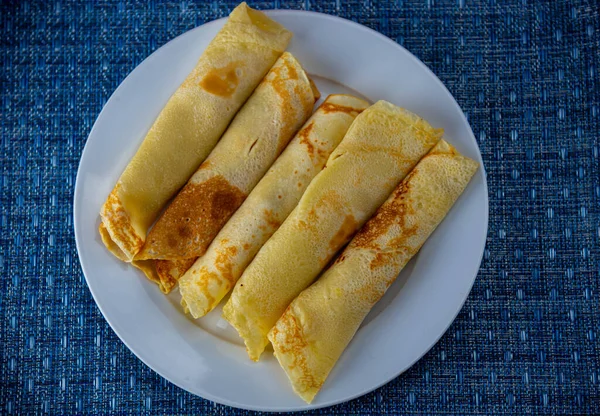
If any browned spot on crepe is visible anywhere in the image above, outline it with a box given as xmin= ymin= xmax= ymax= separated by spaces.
xmin=302 ymin=191 xmax=342 ymax=232
xmin=157 ymin=270 xmax=178 ymax=294
xmin=368 ymin=227 xmax=419 ymax=271
xmin=285 ymin=60 xmax=298 ymax=80
xmin=351 ymin=177 xmax=414 ymax=251
xmin=190 ymin=243 xmax=238 ymax=303
xmin=214 ymin=244 xmax=238 ymax=284
xmin=263 ymin=209 xmax=282 ymax=230
xmin=155 ymin=258 xmax=197 ymax=287
xmin=199 ymin=61 xmax=242 ymax=98
xmin=192 ymin=267 xmax=217 ymax=306
xmin=136 ymin=176 xmax=246 ymax=260
xmin=270 ymin=308 xmax=322 ymax=392
xmin=342 ymin=172 xmax=422 ymax=270
xmin=298 ymin=121 xmax=316 ymax=158
xmin=267 ymin=56 xmax=317 ymax=150
xmin=319 ymin=101 xmax=365 ymax=115
xmin=328 ymin=214 xmax=357 ymax=252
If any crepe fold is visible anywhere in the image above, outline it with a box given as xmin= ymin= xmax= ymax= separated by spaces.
xmin=179 ymin=94 xmax=369 ymax=317
xmin=268 ymin=140 xmax=478 ymax=402
xmin=133 ymin=52 xmax=318 ymax=292
xmin=99 ymin=3 xmax=292 ymax=261
xmin=223 ymin=100 xmax=443 ymax=361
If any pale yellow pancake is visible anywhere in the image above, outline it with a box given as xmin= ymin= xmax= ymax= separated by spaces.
xmin=223 ymin=100 xmax=442 ymax=361
xmin=269 ymin=140 xmax=478 ymax=403
xmin=100 ymin=3 xmax=292 ymax=261
xmin=179 ymin=94 xmax=369 ymax=318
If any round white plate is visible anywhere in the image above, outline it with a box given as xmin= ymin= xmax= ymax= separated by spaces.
xmin=74 ymin=10 xmax=488 ymax=412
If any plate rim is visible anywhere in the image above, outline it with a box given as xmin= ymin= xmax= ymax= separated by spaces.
xmin=74 ymin=8 xmax=489 ymax=412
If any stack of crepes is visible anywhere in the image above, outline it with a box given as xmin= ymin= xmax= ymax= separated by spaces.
xmin=267 ymin=140 xmax=478 ymax=402
xmin=99 ymin=1 xmax=479 ymax=404
xmin=100 ymin=2 xmax=320 ymax=292
xmin=215 ymin=99 xmax=477 ymax=402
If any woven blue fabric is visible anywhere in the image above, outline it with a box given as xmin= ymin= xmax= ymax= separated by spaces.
xmin=1 ymin=0 xmax=599 ymax=414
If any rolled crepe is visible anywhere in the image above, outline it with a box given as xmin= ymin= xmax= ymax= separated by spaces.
xmin=179 ymin=94 xmax=370 ymax=317
xmin=100 ymin=3 xmax=292 ymax=261
xmin=134 ymin=52 xmax=318 ymax=292
xmin=269 ymin=140 xmax=478 ymax=403
xmin=223 ymin=100 xmax=442 ymax=360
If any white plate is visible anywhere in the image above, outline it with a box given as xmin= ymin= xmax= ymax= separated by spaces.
xmin=74 ymin=10 xmax=488 ymax=412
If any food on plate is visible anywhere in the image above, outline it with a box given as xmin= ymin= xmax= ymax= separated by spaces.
xmin=99 ymin=2 xmax=292 ymax=261
xmin=269 ymin=140 xmax=478 ymax=402
xmin=179 ymin=94 xmax=370 ymax=317
xmin=133 ymin=52 xmax=319 ymax=293
xmin=92 ymin=2 xmax=486 ymax=403
xmin=223 ymin=100 xmax=443 ymax=361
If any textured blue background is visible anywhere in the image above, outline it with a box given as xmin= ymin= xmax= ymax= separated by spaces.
xmin=1 ymin=0 xmax=599 ymax=414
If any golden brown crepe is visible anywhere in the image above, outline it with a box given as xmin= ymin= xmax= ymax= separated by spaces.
xmin=100 ymin=3 xmax=292 ymax=261
xmin=153 ymin=259 xmax=197 ymax=293
xmin=223 ymin=100 xmax=442 ymax=361
xmin=133 ymin=52 xmax=318 ymax=292
xmin=268 ymin=140 xmax=478 ymax=403
xmin=179 ymin=94 xmax=369 ymax=318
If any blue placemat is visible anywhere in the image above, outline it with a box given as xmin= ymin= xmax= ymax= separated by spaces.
xmin=1 ymin=0 xmax=599 ymax=414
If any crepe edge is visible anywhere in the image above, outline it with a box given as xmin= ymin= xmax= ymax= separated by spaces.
xmin=231 ymin=2 xmax=292 ymax=43
xmin=369 ymin=100 xmax=445 ymax=143
xmin=222 ymin=300 xmax=270 ymax=361
xmin=99 ymin=188 xmax=144 ymax=261
xmin=98 ymin=222 xmax=128 ymax=262
xmin=98 ymin=194 xmax=191 ymax=294
xmin=268 ymin=303 xmax=321 ymax=403
xmin=129 ymin=260 xmax=176 ymax=294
